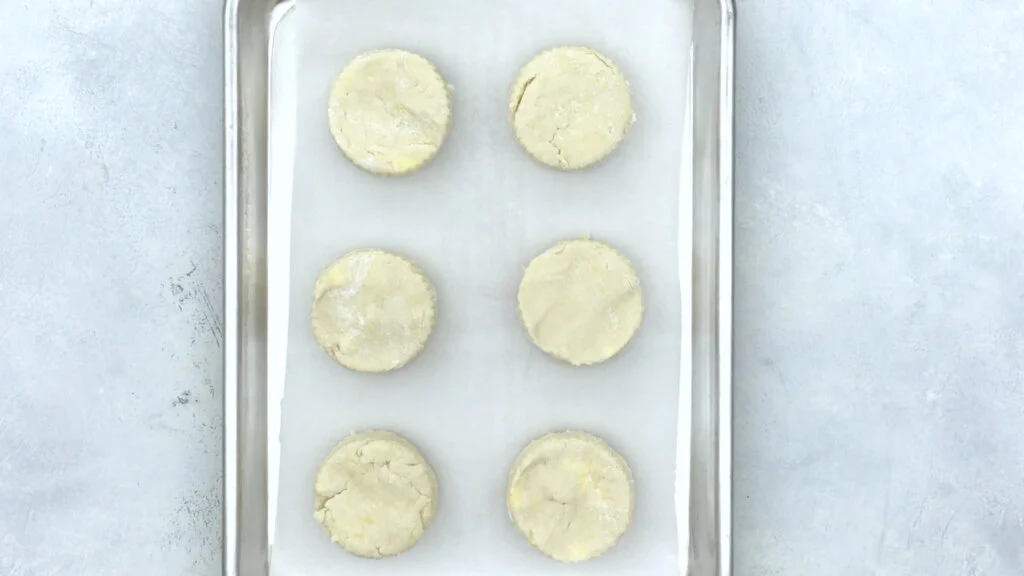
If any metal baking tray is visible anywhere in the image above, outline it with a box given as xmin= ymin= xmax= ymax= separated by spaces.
xmin=223 ymin=0 xmax=733 ymax=573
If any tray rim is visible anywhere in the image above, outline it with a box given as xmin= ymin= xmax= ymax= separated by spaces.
xmin=222 ymin=0 xmax=734 ymax=573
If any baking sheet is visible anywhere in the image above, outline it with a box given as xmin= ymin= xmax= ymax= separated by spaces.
xmin=270 ymin=1 xmax=693 ymax=574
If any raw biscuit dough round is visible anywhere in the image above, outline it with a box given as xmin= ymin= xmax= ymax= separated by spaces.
xmin=507 ymin=430 xmax=635 ymax=563
xmin=314 ymin=430 xmax=438 ymax=558
xmin=328 ymin=49 xmax=452 ymax=175
xmin=508 ymin=46 xmax=634 ymax=170
xmin=311 ymin=249 xmax=437 ymax=373
xmin=517 ymin=238 xmax=643 ymax=366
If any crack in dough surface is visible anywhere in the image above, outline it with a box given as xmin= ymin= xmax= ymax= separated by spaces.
xmin=311 ymin=249 xmax=437 ymax=373
xmin=328 ymin=49 xmax=452 ymax=175
xmin=507 ymin=430 xmax=634 ymax=563
xmin=517 ymin=238 xmax=643 ymax=366
xmin=509 ymin=46 xmax=633 ymax=170
xmin=314 ymin=430 xmax=438 ymax=558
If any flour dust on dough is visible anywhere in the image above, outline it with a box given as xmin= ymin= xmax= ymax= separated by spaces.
xmin=509 ymin=46 xmax=634 ymax=170
xmin=328 ymin=49 xmax=452 ymax=175
xmin=517 ymin=238 xmax=643 ymax=366
xmin=311 ymin=249 xmax=437 ymax=373
xmin=507 ymin=430 xmax=635 ymax=563
xmin=314 ymin=430 xmax=438 ymax=558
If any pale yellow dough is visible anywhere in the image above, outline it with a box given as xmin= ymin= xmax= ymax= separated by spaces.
xmin=517 ymin=239 xmax=643 ymax=366
xmin=311 ymin=249 xmax=436 ymax=373
xmin=509 ymin=46 xmax=634 ymax=170
xmin=314 ymin=430 xmax=438 ymax=558
xmin=328 ymin=49 xmax=451 ymax=175
xmin=507 ymin=431 xmax=634 ymax=563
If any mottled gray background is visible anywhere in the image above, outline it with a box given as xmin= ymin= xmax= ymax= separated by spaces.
xmin=0 ymin=0 xmax=1021 ymax=575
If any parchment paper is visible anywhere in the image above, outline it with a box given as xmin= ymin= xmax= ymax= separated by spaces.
xmin=271 ymin=1 xmax=692 ymax=573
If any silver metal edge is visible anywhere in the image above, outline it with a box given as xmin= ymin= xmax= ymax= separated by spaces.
xmin=689 ymin=0 xmax=735 ymax=575
xmin=224 ymin=0 xmax=274 ymax=574
xmin=721 ymin=0 xmax=737 ymax=570
xmin=223 ymin=0 xmax=239 ymax=573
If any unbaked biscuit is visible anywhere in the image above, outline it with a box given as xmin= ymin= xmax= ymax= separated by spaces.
xmin=328 ymin=49 xmax=451 ymax=175
xmin=509 ymin=46 xmax=633 ymax=170
xmin=311 ymin=249 xmax=437 ymax=373
xmin=517 ymin=238 xmax=643 ymax=366
xmin=314 ymin=430 xmax=438 ymax=558
xmin=507 ymin=430 xmax=634 ymax=562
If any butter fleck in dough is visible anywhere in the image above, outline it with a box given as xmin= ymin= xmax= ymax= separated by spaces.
xmin=314 ymin=430 xmax=438 ymax=558
xmin=517 ymin=239 xmax=642 ymax=366
xmin=311 ymin=249 xmax=437 ymax=373
xmin=509 ymin=46 xmax=633 ymax=170
xmin=507 ymin=431 xmax=635 ymax=563
xmin=328 ymin=49 xmax=451 ymax=175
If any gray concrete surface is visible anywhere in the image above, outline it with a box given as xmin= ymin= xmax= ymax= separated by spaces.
xmin=0 ymin=0 xmax=1021 ymax=575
